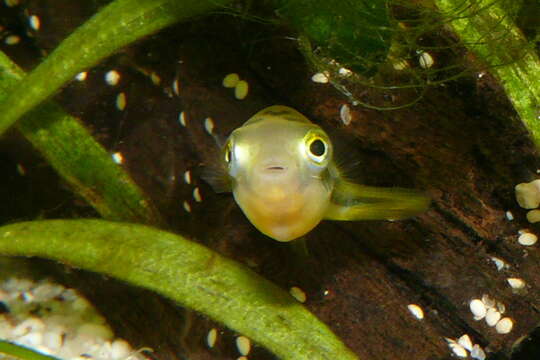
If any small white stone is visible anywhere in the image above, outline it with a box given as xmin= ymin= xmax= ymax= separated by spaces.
xmin=115 ymin=92 xmax=127 ymax=111
xmin=206 ymin=328 xmax=217 ymax=348
xmin=469 ymin=299 xmax=486 ymax=320
xmin=495 ymin=317 xmax=513 ymax=334
xmin=526 ymin=209 xmax=540 ymax=223
xmin=222 ymin=73 xmax=240 ymax=88
xmin=490 ymin=256 xmax=508 ymax=271
xmin=507 ymin=277 xmax=526 ymax=289
xmin=340 ymin=104 xmax=352 ymax=126
xmin=172 ymin=79 xmax=180 ymax=96
xmin=505 ymin=210 xmax=514 ymax=221
xmin=111 ymin=339 xmax=131 ymax=359
xmin=448 ymin=342 xmax=468 ymax=358
xmin=407 ymin=304 xmax=424 ymax=320
xmin=43 ymin=331 xmax=63 ymax=350
xmin=471 ymin=344 xmax=486 ymax=360
xmin=289 ymin=286 xmax=307 ymax=303
xmin=105 ymin=70 xmax=121 ymax=86
xmin=418 ymin=52 xmax=434 ymax=69
xmin=234 ymin=80 xmax=249 ymax=100
xmin=193 ymin=187 xmax=202 ymax=203
xmin=496 ymin=302 xmax=506 ymax=314
xmin=457 ymin=334 xmax=473 ymax=352
xmin=75 ymin=72 xmax=88 ymax=81
xmin=183 ymin=201 xmax=191 ymax=213
xmin=311 ymin=72 xmax=329 ymax=83
xmin=183 ymin=170 xmax=192 ymax=185
xmin=204 ymin=117 xmax=215 ymax=135
xmin=5 ymin=35 xmax=21 ymax=45
xmin=515 ymin=180 xmax=540 ymax=209
xmin=28 ymin=15 xmax=41 ymax=31
xmin=112 ymin=152 xmax=123 ymax=164
xmin=485 ymin=308 xmax=501 ymax=327
xmin=338 ymin=67 xmax=352 ymax=77
xmin=236 ymin=336 xmax=251 ymax=356
xmin=178 ymin=111 xmax=187 ymax=127
xmin=518 ymin=232 xmax=537 ymax=246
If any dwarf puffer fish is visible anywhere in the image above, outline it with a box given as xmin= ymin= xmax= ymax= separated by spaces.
xmin=219 ymin=105 xmax=429 ymax=242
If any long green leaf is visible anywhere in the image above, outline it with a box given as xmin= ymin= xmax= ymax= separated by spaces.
xmin=0 ymin=219 xmax=359 ymax=360
xmin=434 ymin=0 xmax=540 ymax=148
xmin=0 ymin=51 xmax=162 ymax=224
xmin=0 ymin=0 xmax=231 ymax=137
xmin=0 ymin=340 xmax=61 ymax=360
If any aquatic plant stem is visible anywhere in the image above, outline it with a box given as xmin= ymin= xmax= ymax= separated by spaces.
xmin=0 ymin=220 xmax=359 ymax=360
xmin=0 ymin=340 xmax=62 ymax=360
xmin=434 ymin=0 xmax=540 ymax=148
xmin=0 ymin=0 xmax=231 ymax=137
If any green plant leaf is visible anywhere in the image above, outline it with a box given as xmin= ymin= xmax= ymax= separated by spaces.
xmin=434 ymin=0 xmax=540 ymax=148
xmin=0 ymin=0 xmax=232 ymax=137
xmin=0 ymin=51 xmax=162 ymax=225
xmin=0 ymin=219 xmax=359 ymax=360
xmin=0 ymin=340 xmax=62 ymax=360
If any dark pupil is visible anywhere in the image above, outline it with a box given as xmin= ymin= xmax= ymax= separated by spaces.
xmin=309 ymin=139 xmax=326 ymax=157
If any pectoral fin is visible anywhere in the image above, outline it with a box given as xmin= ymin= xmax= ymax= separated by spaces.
xmin=324 ymin=180 xmax=430 ymax=221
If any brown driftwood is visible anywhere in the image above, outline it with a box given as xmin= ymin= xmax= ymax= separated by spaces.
xmin=1 ymin=3 xmax=539 ymax=360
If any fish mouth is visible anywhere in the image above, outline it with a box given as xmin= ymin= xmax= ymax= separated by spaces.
xmin=265 ymin=165 xmax=286 ymax=171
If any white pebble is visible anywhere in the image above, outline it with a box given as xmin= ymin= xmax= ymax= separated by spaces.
xmin=183 ymin=170 xmax=192 ymax=185
xmin=448 ymin=342 xmax=468 ymax=358
xmin=471 ymin=344 xmax=486 ymax=360
xmin=481 ymin=294 xmax=495 ymax=309
xmin=112 ymin=152 xmax=123 ymax=164
xmin=505 ymin=210 xmax=514 ymax=221
xmin=418 ymin=52 xmax=434 ymax=69
xmin=289 ymin=286 xmax=306 ymax=303
xmin=407 ymin=304 xmax=424 ymax=320
xmin=469 ymin=299 xmax=486 ymax=320
xmin=75 ymin=72 xmax=88 ymax=81
xmin=43 ymin=331 xmax=63 ymax=350
xmin=338 ymin=67 xmax=352 ymax=77
xmin=105 ymin=70 xmax=121 ymax=86
xmin=518 ymin=232 xmax=537 ymax=246
xmin=115 ymin=92 xmax=127 ymax=111
xmin=193 ymin=187 xmax=202 ymax=203
xmin=222 ymin=73 xmax=240 ymax=88
xmin=234 ymin=80 xmax=249 ymax=100
xmin=311 ymin=72 xmax=329 ymax=83
xmin=206 ymin=328 xmax=217 ymax=348
xmin=490 ymin=256 xmax=508 ymax=271
xmin=28 ymin=15 xmax=40 ymax=31
xmin=111 ymin=339 xmax=131 ymax=359
xmin=495 ymin=317 xmax=513 ymax=334
xmin=172 ymin=79 xmax=180 ymax=96
xmin=178 ymin=111 xmax=187 ymax=127
xmin=515 ymin=180 xmax=540 ymax=209
xmin=5 ymin=35 xmax=21 ymax=45
xmin=507 ymin=277 xmax=526 ymax=289
xmin=340 ymin=104 xmax=352 ymax=125
xmin=457 ymin=334 xmax=473 ymax=352
xmin=204 ymin=117 xmax=215 ymax=135
xmin=236 ymin=336 xmax=251 ymax=356
xmin=526 ymin=209 xmax=540 ymax=223
xmin=182 ymin=201 xmax=191 ymax=213
xmin=485 ymin=308 xmax=501 ymax=327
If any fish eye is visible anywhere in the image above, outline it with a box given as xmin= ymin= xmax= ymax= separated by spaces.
xmin=305 ymin=134 xmax=329 ymax=165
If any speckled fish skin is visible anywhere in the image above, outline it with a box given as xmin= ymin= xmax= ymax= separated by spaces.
xmin=223 ymin=105 xmax=430 ymax=242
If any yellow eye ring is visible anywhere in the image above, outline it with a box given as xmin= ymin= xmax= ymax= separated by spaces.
xmin=305 ymin=133 xmax=329 ymax=165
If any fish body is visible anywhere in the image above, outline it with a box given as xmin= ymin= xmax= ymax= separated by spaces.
xmin=219 ymin=105 xmax=429 ymax=242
